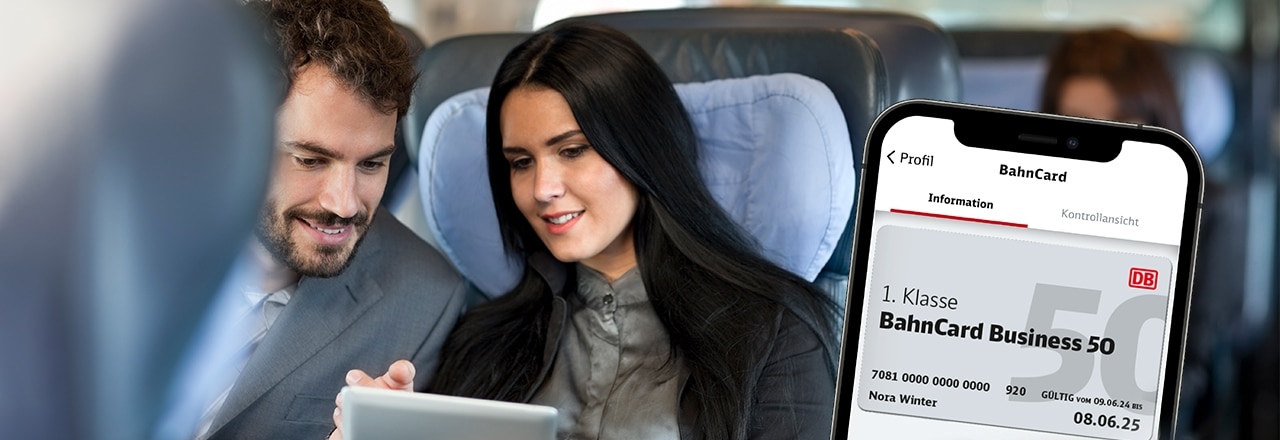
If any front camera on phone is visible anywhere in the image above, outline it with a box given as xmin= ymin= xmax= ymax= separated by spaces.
xmin=1066 ymin=137 xmax=1080 ymax=149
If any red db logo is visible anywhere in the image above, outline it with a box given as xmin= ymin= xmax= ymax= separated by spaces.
xmin=1129 ymin=268 xmax=1158 ymax=290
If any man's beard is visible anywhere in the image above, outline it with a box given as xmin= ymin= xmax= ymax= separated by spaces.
xmin=255 ymin=199 xmax=373 ymax=278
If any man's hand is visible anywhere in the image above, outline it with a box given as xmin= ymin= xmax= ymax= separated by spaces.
xmin=330 ymin=360 xmax=416 ymax=440
xmin=347 ymin=359 xmax=416 ymax=392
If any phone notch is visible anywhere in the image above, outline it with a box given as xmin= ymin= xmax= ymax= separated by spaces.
xmin=954 ymin=113 xmax=1122 ymax=162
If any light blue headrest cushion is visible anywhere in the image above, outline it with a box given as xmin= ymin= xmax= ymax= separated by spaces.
xmin=1169 ymin=52 xmax=1231 ymax=163
xmin=419 ymin=73 xmax=855 ymax=298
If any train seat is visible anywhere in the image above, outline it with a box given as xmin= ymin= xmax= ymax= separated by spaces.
xmin=399 ymin=27 xmax=889 ymax=310
xmin=561 ymin=8 xmax=965 ymax=298
xmin=380 ymin=22 xmax=429 ymax=208
xmin=419 ymin=73 xmax=853 ymax=301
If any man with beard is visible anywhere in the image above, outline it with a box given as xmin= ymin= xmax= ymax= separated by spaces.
xmin=190 ymin=1 xmax=469 ymax=439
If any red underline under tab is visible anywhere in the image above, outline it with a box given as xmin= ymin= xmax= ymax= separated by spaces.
xmin=890 ymin=209 xmax=1029 ymax=228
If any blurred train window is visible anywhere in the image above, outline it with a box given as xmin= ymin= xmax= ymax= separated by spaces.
xmin=532 ymin=0 xmax=688 ymax=28
xmin=774 ymin=0 xmax=1242 ymax=49
xmin=393 ymin=0 xmax=1243 ymax=50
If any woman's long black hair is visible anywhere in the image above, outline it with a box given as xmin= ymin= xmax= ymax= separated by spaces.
xmin=427 ymin=22 xmax=838 ymax=439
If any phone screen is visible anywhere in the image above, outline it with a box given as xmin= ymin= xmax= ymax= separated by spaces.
xmin=834 ymin=103 xmax=1202 ymax=440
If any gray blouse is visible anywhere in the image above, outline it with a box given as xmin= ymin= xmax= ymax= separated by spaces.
xmin=530 ymin=265 xmax=687 ymax=440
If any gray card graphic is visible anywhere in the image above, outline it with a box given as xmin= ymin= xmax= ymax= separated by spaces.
xmin=858 ymin=225 xmax=1173 ymax=440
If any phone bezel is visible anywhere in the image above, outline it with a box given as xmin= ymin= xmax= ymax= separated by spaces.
xmin=830 ymin=99 xmax=1205 ymax=440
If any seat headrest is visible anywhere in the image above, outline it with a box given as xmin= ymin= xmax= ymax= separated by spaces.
xmin=419 ymin=73 xmax=855 ymax=298
xmin=569 ymin=7 xmax=960 ymax=103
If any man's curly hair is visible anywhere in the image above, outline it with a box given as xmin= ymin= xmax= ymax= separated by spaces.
xmin=249 ymin=0 xmax=416 ymax=117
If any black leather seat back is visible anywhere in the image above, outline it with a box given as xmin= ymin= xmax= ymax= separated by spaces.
xmin=383 ymin=22 xmax=427 ymax=206
xmin=572 ymin=7 xmax=960 ymax=103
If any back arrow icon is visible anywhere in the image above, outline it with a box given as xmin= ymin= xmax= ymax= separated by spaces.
xmin=886 ymin=150 xmax=896 ymax=164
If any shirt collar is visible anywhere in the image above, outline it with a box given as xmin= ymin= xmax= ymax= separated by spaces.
xmin=576 ymin=264 xmax=644 ymax=307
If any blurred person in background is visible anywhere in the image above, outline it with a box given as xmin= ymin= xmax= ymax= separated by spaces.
xmin=1040 ymin=28 xmax=1184 ymax=133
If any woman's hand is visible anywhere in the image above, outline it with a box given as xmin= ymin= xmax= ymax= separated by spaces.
xmin=329 ymin=359 xmax=417 ymax=440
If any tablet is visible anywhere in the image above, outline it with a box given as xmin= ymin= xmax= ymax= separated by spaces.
xmin=340 ymin=386 xmax=558 ymax=440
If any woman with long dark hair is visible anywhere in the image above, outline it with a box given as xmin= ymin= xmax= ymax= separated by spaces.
xmin=333 ymin=21 xmax=838 ymax=440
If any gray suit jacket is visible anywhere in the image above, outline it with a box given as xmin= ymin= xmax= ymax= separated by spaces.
xmin=206 ymin=208 xmax=469 ymax=439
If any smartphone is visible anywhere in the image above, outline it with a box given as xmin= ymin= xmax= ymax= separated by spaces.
xmin=831 ymin=100 xmax=1203 ymax=440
